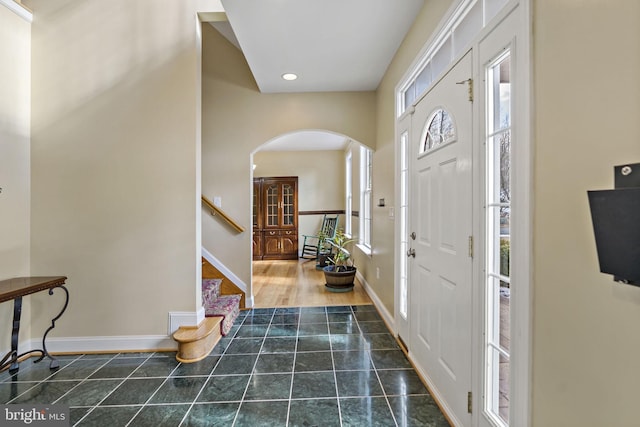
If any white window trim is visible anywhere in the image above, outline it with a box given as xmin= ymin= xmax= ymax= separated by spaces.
xmin=345 ymin=149 xmax=353 ymax=237
xmin=475 ymin=4 xmax=532 ymax=427
xmin=359 ymin=146 xmax=372 ymax=251
xmin=356 ymin=243 xmax=372 ymax=257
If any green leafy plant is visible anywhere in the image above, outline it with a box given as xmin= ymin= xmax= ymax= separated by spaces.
xmin=500 ymin=238 xmax=510 ymax=279
xmin=326 ymin=228 xmax=356 ymax=272
xmin=316 ymin=228 xmax=331 ymax=254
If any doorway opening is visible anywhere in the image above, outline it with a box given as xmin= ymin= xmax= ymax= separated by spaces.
xmin=250 ymin=130 xmax=372 ymax=308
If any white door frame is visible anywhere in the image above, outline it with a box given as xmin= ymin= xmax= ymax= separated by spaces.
xmin=394 ymin=1 xmax=532 ymax=426
xmin=395 ymin=111 xmax=413 ymax=347
xmin=473 ymin=3 xmax=533 ymax=427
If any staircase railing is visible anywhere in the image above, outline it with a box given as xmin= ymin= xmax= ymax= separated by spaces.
xmin=202 ymin=195 xmax=245 ymax=233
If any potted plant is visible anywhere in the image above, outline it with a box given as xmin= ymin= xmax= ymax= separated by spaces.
xmin=315 ymin=228 xmax=332 ymax=270
xmin=323 ymin=228 xmax=357 ymax=292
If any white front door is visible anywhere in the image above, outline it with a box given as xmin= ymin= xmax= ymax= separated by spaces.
xmin=409 ymin=51 xmax=474 ymax=426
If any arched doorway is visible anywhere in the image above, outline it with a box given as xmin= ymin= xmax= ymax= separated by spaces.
xmin=250 ymin=130 xmax=371 ymax=307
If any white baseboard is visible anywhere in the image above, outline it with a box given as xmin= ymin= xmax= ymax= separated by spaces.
xmin=356 ymin=265 xmax=457 ymax=426
xmin=244 ymin=295 xmax=254 ymax=309
xmin=356 ymin=270 xmax=395 ymax=331
xmin=201 ymin=247 xmax=252 ymax=308
xmin=8 ymin=307 xmax=203 ymax=355
xmin=168 ymin=307 xmax=205 ymax=335
xmin=410 ymin=355 xmax=461 ymax=427
xmin=31 ymin=335 xmax=177 ymax=354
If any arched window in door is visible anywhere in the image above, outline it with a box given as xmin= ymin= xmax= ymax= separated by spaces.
xmin=420 ymin=108 xmax=456 ymax=154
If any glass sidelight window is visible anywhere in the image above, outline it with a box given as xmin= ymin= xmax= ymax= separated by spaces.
xmin=485 ymin=50 xmax=511 ymax=426
xmin=360 ymin=146 xmax=373 ymax=249
xmin=345 ymin=150 xmax=353 ymax=236
xmin=399 ymin=132 xmax=409 ymax=319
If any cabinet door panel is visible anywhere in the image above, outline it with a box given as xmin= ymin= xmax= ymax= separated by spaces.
xmin=281 ymin=182 xmax=296 ymax=228
xmin=254 ymin=176 xmax=298 ymax=260
xmin=281 ymin=234 xmax=298 ymax=256
xmin=263 ymin=232 xmax=281 ymax=257
xmin=253 ymin=181 xmax=262 ymax=230
xmin=263 ymin=183 xmax=281 ymax=228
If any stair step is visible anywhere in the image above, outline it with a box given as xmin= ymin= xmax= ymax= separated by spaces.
xmin=172 ymin=316 xmax=222 ymax=363
xmin=202 ymin=257 xmax=246 ymax=309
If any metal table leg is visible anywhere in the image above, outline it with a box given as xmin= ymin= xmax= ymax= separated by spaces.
xmin=32 ymin=285 xmax=69 ymax=370
xmin=1 ymin=285 xmax=70 ymax=373
xmin=0 ymin=296 xmax=23 ymax=374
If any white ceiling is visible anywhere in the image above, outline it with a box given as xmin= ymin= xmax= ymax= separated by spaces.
xmin=214 ymin=0 xmax=424 ymax=150
xmin=219 ymin=0 xmax=424 ymax=94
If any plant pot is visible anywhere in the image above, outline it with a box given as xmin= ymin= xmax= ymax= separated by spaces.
xmin=323 ymin=265 xmax=356 ymax=292
xmin=316 ymin=252 xmax=330 ymax=270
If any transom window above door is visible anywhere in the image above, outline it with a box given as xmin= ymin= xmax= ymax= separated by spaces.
xmin=420 ymin=108 xmax=456 ymax=154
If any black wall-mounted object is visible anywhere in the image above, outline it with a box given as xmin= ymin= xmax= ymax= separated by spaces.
xmin=615 ymin=164 xmax=640 ymax=188
xmin=587 ymin=163 xmax=640 ymax=286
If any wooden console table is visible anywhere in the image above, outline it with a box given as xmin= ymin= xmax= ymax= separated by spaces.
xmin=0 ymin=276 xmax=69 ymax=374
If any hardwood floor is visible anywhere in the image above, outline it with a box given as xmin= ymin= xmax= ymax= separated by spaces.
xmin=252 ymin=259 xmax=372 ymax=308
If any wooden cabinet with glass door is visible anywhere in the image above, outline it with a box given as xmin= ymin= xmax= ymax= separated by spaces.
xmin=252 ymin=179 xmax=264 ymax=259
xmin=252 ymin=177 xmax=298 ymax=260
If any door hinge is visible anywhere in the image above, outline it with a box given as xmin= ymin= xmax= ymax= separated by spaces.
xmin=456 ymin=78 xmax=473 ymax=102
xmin=468 ymin=236 xmax=474 ymax=258
xmin=468 ymin=391 xmax=472 ymax=413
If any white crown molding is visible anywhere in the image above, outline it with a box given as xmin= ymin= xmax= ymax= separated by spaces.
xmin=0 ymin=0 xmax=32 ymax=22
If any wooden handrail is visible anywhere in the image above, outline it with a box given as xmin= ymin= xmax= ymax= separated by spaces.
xmin=202 ymin=196 xmax=245 ymax=233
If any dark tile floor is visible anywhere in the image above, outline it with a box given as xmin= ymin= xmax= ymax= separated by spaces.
xmin=0 ymin=305 xmax=449 ymax=426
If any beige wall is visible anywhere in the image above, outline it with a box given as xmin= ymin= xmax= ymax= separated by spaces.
xmin=351 ymin=0 xmax=455 ymax=315
xmin=10 ymin=0 xmax=640 ymax=423
xmin=366 ymin=0 xmax=640 ymax=424
xmin=28 ymin=0 xmax=217 ymax=338
xmin=0 ymin=4 xmax=31 ymax=353
xmin=532 ymin=1 xmax=640 ymax=425
xmin=253 ymin=150 xmax=345 ymax=242
xmin=201 ymin=24 xmax=376 ymax=290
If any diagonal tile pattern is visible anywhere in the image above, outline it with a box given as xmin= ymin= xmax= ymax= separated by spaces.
xmin=0 ymin=305 xmax=450 ymax=426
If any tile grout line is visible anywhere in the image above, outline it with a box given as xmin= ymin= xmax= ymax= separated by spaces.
xmin=9 ymin=305 xmax=412 ymax=425
xmin=71 ymin=353 xmax=144 ymax=427
xmin=329 ymin=306 xmax=344 ymax=427
xmin=55 ymin=353 xmax=142 ymax=407
xmin=3 ymin=354 xmax=85 ymax=404
xmin=125 ymin=352 xmax=185 ymax=427
xmin=49 ymin=354 xmax=121 ymax=426
xmin=357 ymin=309 xmax=400 ymax=427
xmin=177 ymin=313 xmax=244 ymax=427
xmin=230 ymin=307 xmax=277 ymax=427
xmin=284 ymin=307 xmax=302 ymax=427
xmin=2 ymin=305 xmax=441 ymax=426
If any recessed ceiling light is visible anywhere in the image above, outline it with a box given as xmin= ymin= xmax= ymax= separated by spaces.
xmin=282 ymin=73 xmax=298 ymax=81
